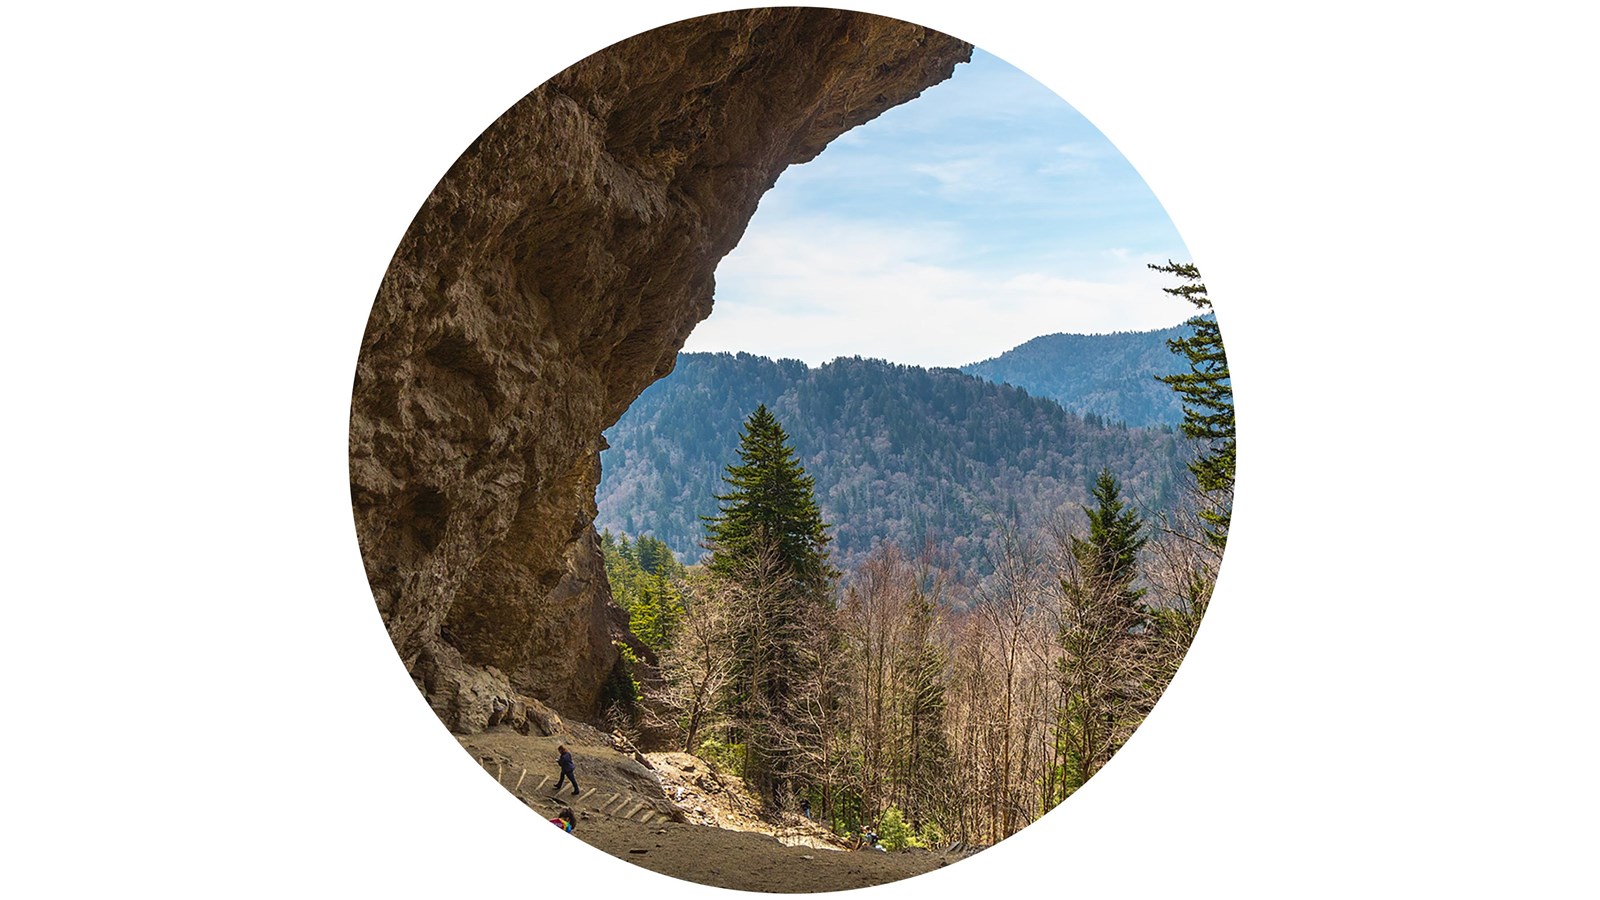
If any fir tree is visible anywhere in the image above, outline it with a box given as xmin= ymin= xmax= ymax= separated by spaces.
xmin=703 ymin=404 xmax=838 ymax=805
xmin=704 ymin=404 xmax=836 ymax=597
xmin=636 ymin=534 xmax=681 ymax=577
xmin=601 ymin=530 xmax=641 ymax=610
xmin=1152 ymin=261 xmax=1234 ymax=546
xmin=603 ymin=529 xmax=686 ymax=618
xmin=1052 ymin=469 xmax=1148 ymax=801
xmin=629 ymin=569 xmax=684 ymax=650
xmin=1071 ymin=468 xmax=1149 ymax=609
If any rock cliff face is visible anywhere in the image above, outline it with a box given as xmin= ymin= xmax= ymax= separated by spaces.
xmin=350 ymin=9 xmax=971 ymax=732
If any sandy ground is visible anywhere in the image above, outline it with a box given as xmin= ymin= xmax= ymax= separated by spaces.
xmin=578 ymin=815 xmax=960 ymax=893
xmin=457 ymin=728 xmax=972 ymax=892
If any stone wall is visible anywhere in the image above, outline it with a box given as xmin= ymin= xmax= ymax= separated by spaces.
xmin=350 ymin=8 xmax=971 ymax=731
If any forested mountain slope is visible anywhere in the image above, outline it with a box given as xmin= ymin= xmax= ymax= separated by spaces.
xmin=961 ymin=322 xmax=1203 ymax=427
xmin=597 ymin=352 xmax=1185 ymax=575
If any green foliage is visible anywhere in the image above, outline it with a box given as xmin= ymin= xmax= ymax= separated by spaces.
xmin=827 ymin=788 xmax=866 ymax=838
xmin=1052 ymin=469 xmax=1148 ymax=801
xmin=602 ymin=529 xmax=685 ymax=613
xmin=877 ymin=806 xmax=915 ymax=851
xmin=702 ymin=405 xmax=838 ymax=802
xmin=1071 ymin=469 xmax=1149 ymax=608
xmin=601 ymin=530 xmax=639 ymax=610
xmin=704 ymin=404 xmax=836 ymax=598
xmin=1151 ymin=261 xmax=1234 ymax=547
xmin=963 ymin=324 xmax=1195 ymax=427
xmin=628 ymin=570 xmax=685 ymax=650
xmin=897 ymin=580 xmax=951 ymax=822
xmin=1045 ymin=728 xmax=1087 ymax=808
xmin=868 ymin=806 xmax=940 ymax=850
xmin=635 ymin=535 xmax=680 ymax=577
xmin=597 ymin=353 xmax=1187 ymax=580
xmin=696 ymin=737 xmax=745 ymax=778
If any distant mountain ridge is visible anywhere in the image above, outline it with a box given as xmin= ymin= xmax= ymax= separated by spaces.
xmin=596 ymin=351 xmax=1186 ymax=577
xmin=961 ymin=321 xmax=1202 ymax=427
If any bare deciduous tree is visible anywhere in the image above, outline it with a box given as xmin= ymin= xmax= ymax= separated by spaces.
xmin=971 ymin=526 xmax=1054 ymax=838
xmin=651 ymin=569 xmax=738 ymax=753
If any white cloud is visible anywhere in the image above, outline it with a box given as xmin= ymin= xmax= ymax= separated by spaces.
xmin=679 ymin=49 xmax=1193 ymax=370
xmin=908 ymin=158 xmax=987 ymax=193
xmin=686 ymin=216 xmax=1189 ymax=368
xmin=1039 ymin=141 xmax=1109 ymax=176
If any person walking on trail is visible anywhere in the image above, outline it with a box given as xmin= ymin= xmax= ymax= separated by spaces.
xmin=555 ymin=744 xmax=580 ymax=796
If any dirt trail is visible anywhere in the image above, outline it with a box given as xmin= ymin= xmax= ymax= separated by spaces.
xmin=458 ymin=728 xmax=970 ymax=892
xmin=575 ymin=816 xmax=956 ymax=892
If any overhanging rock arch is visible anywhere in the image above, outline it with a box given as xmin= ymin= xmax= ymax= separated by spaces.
xmin=350 ymin=9 xmax=971 ymax=732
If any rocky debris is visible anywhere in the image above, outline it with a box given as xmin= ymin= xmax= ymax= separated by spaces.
xmin=645 ymin=751 xmax=849 ymax=851
xmin=412 ymin=644 xmax=565 ymax=735
xmin=351 ymin=8 xmax=972 ymax=729
xmin=608 ymin=729 xmax=655 ymax=769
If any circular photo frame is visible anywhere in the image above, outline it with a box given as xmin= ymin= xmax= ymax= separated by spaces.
xmin=350 ymin=8 xmax=1231 ymax=892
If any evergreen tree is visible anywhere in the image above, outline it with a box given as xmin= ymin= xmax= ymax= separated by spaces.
xmin=601 ymin=530 xmax=642 ymax=610
xmin=1070 ymin=469 xmax=1149 ymax=609
xmin=704 ymin=404 xmax=836 ymax=597
xmin=636 ymin=534 xmax=681 ymax=577
xmin=629 ymin=569 xmax=685 ymax=650
xmin=703 ymin=404 xmax=838 ymax=806
xmin=1151 ymin=261 xmax=1234 ymax=546
xmin=603 ymin=529 xmax=688 ymax=630
xmin=1051 ymin=469 xmax=1148 ymax=801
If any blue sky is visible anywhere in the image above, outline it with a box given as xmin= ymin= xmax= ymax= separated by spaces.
xmin=683 ymin=49 xmax=1193 ymax=368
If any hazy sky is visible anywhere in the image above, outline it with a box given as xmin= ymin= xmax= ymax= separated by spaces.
xmin=682 ymin=49 xmax=1193 ymax=368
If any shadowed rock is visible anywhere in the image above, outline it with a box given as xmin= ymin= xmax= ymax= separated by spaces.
xmin=350 ymin=9 xmax=972 ymax=731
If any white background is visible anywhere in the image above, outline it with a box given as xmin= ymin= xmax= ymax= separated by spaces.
xmin=4 ymin=2 xmax=1596 ymax=897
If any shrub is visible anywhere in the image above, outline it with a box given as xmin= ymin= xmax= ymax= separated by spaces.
xmin=697 ymin=737 xmax=746 ymax=778
xmin=878 ymin=807 xmax=914 ymax=851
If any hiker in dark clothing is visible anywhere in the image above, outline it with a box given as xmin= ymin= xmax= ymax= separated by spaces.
xmin=555 ymin=744 xmax=580 ymax=796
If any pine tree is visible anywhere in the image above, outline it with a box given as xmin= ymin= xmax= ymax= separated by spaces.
xmin=629 ymin=569 xmax=685 ymax=650
xmin=1052 ymin=469 xmax=1148 ymax=801
xmin=636 ymin=534 xmax=682 ymax=577
xmin=601 ymin=530 xmax=642 ymax=610
xmin=705 ymin=404 xmax=836 ymax=596
xmin=703 ymin=404 xmax=838 ymax=806
xmin=1152 ymin=261 xmax=1234 ymax=546
xmin=1070 ymin=469 xmax=1149 ymax=609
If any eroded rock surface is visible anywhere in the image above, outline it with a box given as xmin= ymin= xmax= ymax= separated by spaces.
xmin=350 ymin=9 xmax=971 ymax=731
